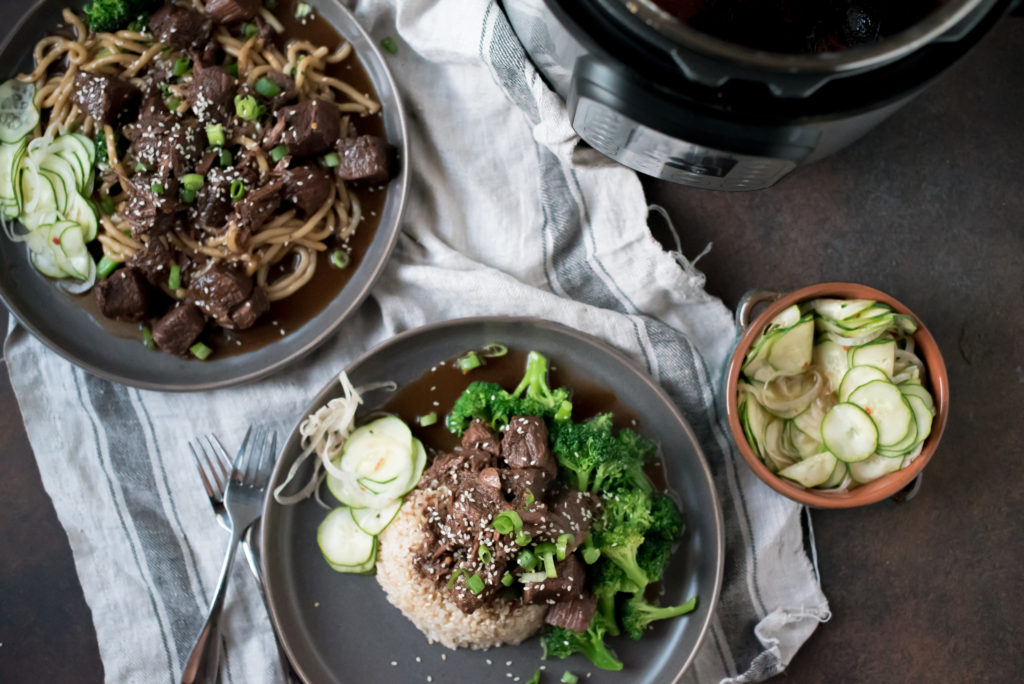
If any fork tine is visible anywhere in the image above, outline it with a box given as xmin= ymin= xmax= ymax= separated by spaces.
xmin=250 ymin=427 xmax=268 ymax=484
xmin=189 ymin=440 xmax=218 ymax=501
xmin=255 ymin=431 xmax=278 ymax=489
xmin=207 ymin=435 xmax=231 ymax=490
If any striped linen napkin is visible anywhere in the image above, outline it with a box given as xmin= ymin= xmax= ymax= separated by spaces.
xmin=3 ymin=1 xmax=829 ymax=681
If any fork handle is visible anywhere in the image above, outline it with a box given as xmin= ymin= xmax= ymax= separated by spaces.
xmin=181 ymin=524 xmax=246 ymax=684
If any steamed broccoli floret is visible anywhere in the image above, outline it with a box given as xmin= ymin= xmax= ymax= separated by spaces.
xmin=591 ymin=487 xmax=654 ymax=589
xmin=648 ymin=492 xmax=684 ymax=541
xmin=82 ymin=0 xmax=155 ymax=33
xmin=637 ymin=536 xmax=673 ymax=583
xmin=446 ymin=352 xmax=572 ymax=434
xmin=542 ymin=613 xmax=623 ymax=671
xmin=621 ymin=594 xmax=697 ymax=640
xmin=552 ymin=415 xmax=655 ymax=493
xmin=589 ymin=559 xmax=640 ymax=636
xmin=511 ymin=351 xmax=572 ymax=422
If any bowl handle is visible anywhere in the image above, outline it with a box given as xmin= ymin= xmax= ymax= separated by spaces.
xmin=735 ymin=289 xmax=782 ymax=330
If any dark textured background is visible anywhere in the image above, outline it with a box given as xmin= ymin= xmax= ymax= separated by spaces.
xmin=2 ymin=17 xmax=1022 ymax=684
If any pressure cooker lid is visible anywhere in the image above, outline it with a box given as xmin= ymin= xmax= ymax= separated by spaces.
xmin=599 ymin=0 xmax=994 ymax=97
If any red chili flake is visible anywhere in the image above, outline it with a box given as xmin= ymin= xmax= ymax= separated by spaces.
xmin=52 ymin=237 xmax=61 ymax=245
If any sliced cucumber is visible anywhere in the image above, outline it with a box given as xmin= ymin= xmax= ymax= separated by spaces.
xmin=762 ymin=418 xmax=795 ymax=472
xmin=811 ymin=298 xmax=876 ymax=321
xmin=63 ymin=192 xmax=98 ymax=241
xmin=51 ymin=221 xmax=90 ymax=280
xmin=317 ymin=507 xmax=377 ymax=568
xmin=848 ymin=453 xmax=902 ymax=484
xmin=905 ymin=394 xmax=933 ymax=447
xmin=743 ymin=393 xmax=771 ymax=460
xmin=848 ymin=380 xmax=913 ymax=447
xmin=849 ymin=339 xmax=896 ymax=378
xmin=821 ymin=402 xmax=878 ymax=463
xmin=821 ymin=461 xmax=848 ymax=488
xmin=760 ymin=371 xmax=819 ymax=419
xmin=812 ymin=339 xmax=848 ymax=392
xmin=351 ymin=499 xmax=403 ymax=536
xmin=742 ymin=335 xmax=775 ymax=383
xmin=791 ymin=423 xmax=822 ymax=458
xmin=766 ymin=317 xmax=814 ymax=374
xmin=838 ymin=365 xmax=889 ymax=402
xmin=778 ymin=451 xmax=837 ymax=488
xmin=0 ymin=138 xmax=27 ymax=203
xmin=0 ymin=80 xmax=38 ymax=143
xmin=766 ymin=304 xmax=801 ymax=332
xmin=899 ymin=382 xmax=934 ymax=413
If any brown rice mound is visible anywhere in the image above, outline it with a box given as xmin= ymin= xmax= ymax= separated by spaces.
xmin=376 ymin=488 xmax=547 ymax=650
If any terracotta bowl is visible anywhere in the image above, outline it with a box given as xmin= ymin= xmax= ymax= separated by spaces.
xmin=725 ymin=282 xmax=950 ymax=508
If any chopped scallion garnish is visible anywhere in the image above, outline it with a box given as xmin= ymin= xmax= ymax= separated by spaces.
xmin=181 ymin=187 xmax=197 ymax=204
xmin=561 ymin=672 xmax=579 ymax=684
xmin=523 ymin=490 xmax=535 ymax=510
xmin=141 ymin=325 xmax=155 ymax=350
xmin=166 ymin=96 xmax=181 ymax=110
xmin=219 ymin=148 xmax=233 ymax=167
xmin=206 ymin=124 xmax=225 ymax=147
xmin=418 ymin=412 xmax=438 ymax=427
xmin=97 ymin=255 xmax=119 ymax=279
xmin=135 ymin=161 xmax=148 ymax=172
xmin=322 ymin=151 xmax=340 ymax=168
xmin=99 ymin=196 xmax=115 ymax=215
xmin=490 ymin=510 xmax=522 ymax=535
xmin=181 ymin=173 xmax=205 ymax=191
xmin=465 ymin=573 xmax=485 ymax=595
xmin=269 ymin=144 xmax=289 ymax=163
xmin=295 ymin=2 xmax=313 ymax=19
xmin=225 ymin=62 xmax=239 ymax=78
xmin=483 ymin=343 xmax=508 ymax=357
xmin=556 ymin=533 xmax=574 ymax=561
xmin=457 ymin=350 xmax=482 ymax=373
xmin=446 ymin=568 xmax=466 ymax=590
xmin=330 ymin=249 xmax=350 ymax=269
xmin=255 ymin=76 xmax=281 ymax=98
xmin=167 ymin=263 xmax=181 ymax=290
xmin=190 ymin=342 xmax=213 ymax=360
xmin=380 ymin=36 xmax=398 ymax=55
xmin=230 ymin=178 xmax=246 ymax=201
xmin=517 ymin=549 xmax=539 ymax=571
xmin=477 ymin=545 xmax=493 ymax=563
xmin=243 ymin=23 xmax=259 ymax=39
xmin=515 ymin=531 xmax=532 ymax=547
xmin=501 ymin=572 xmax=514 ymax=587
xmin=172 ymin=57 xmax=191 ymax=77
xmin=234 ymin=94 xmax=260 ymax=121
xmin=150 ymin=182 xmax=164 ymax=195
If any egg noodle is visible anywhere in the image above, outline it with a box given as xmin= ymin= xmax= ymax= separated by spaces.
xmin=17 ymin=2 xmax=380 ymax=301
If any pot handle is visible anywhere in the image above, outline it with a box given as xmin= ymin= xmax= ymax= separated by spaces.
xmin=735 ymin=289 xmax=782 ymax=330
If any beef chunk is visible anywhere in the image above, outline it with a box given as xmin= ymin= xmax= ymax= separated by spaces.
xmin=335 ymin=135 xmax=392 ymax=184
xmin=264 ymin=70 xmax=298 ymax=109
xmin=189 ymin=165 xmax=236 ymax=230
xmin=522 ymin=554 xmax=585 ymax=605
xmin=71 ymin=73 xmax=141 ymax=126
xmin=502 ymin=416 xmax=557 ymax=478
xmin=548 ymin=489 xmax=601 ymax=550
xmin=204 ymin=0 xmax=260 ymax=24
xmin=228 ymin=287 xmax=269 ymax=329
xmin=125 ymin=114 xmax=204 ymax=178
xmin=503 ymin=467 xmax=553 ymax=507
xmin=232 ymin=179 xmax=283 ymax=235
xmin=272 ymin=99 xmax=340 ymax=157
xmin=127 ymin=236 xmax=178 ymax=288
xmin=462 ymin=419 xmax=501 ymax=456
xmin=123 ymin=173 xmax=183 ymax=238
xmin=149 ymin=4 xmax=213 ymax=51
xmin=186 ymin=62 xmax=236 ymax=122
xmin=546 ymin=591 xmax=597 ymax=633
xmin=519 ymin=503 xmax=574 ymax=543
xmin=421 ymin=448 xmax=499 ymax=490
xmin=188 ymin=263 xmax=253 ymax=327
xmin=94 ymin=268 xmax=150 ymax=322
xmin=152 ymin=304 xmax=206 ymax=357
xmin=275 ymin=164 xmax=332 ymax=216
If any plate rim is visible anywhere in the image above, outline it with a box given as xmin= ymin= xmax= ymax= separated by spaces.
xmin=0 ymin=0 xmax=409 ymax=392
xmin=260 ymin=315 xmax=726 ymax=683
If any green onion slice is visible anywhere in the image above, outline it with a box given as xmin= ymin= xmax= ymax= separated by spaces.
xmin=219 ymin=149 xmax=233 ymax=167
xmin=322 ymin=151 xmax=340 ymax=168
xmin=329 ymin=250 xmax=350 ymax=269
xmin=561 ymin=672 xmax=579 ymax=684
xmin=500 ymin=572 xmax=514 ymax=587
xmin=477 ymin=545 xmax=493 ymax=563
xmin=295 ymin=2 xmax=313 ymax=18
xmin=380 ymin=37 xmax=398 ymax=55
xmin=172 ymin=57 xmax=191 ymax=77
xmin=97 ymin=255 xmax=119 ymax=279
xmin=446 ymin=568 xmax=466 ymax=590
xmin=418 ymin=412 xmax=438 ymax=427
xmin=141 ymin=325 xmax=155 ymax=350
xmin=230 ymin=178 xmax=246 ymax=201
xmin=516 ymin=549 xmax=538 ymax=571
xmin=269 ymin=144 xmax=288 ymax=163
xmin=465 ymin=573 xmax=485 ymax=595
xmin=150 ymin=182 xmax=164 ymax=195
xmin=515 ymin=531 xmax=533 ymax=547
xmin=234 ymin=94 xmax=260 ymax=120
xmin=181 ymin=173 xmax=205 ymax=191
xmin=482 ymin=343 xmax=508 ymax=358
xmin=181 ymin=187 xmax=197 ymax=204
xmin=135 ymin=161 xmax=148 ymax=172
xmin=457 ymin=350 xmax=482 ymax=374
xmin=523 ymin=490 xmax=535 ymax=510
xmin=206 ymin=124 xmax=225 ymax=147
xmin=556 ymin=533 xmax=574 ymax=561
xmin=190 ymin=342 xmax=213 ymax=360
xmin=490 ymin=510 xmax=522 ymax=536
xmin=255 ymin=76 xmax=281 ymax=98
xmin=167 ymin=263 xmax=181 ymax=291
xmin=99 ymin=196 xmax=115 ymax=216
xmin=243 ymin=23 xmax=259 ymax=39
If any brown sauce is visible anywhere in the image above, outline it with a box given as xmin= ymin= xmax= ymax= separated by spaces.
xmin=68 ymin=0 xmax=391 ymax=357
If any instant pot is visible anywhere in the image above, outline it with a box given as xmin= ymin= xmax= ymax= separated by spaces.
xmin=506 ymin=0 xmax=1015 ymax=190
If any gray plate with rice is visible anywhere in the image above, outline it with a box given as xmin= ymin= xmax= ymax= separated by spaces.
xmin=261 ymin=317 xmax=725 ymax=683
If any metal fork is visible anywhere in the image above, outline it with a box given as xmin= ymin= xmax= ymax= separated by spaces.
xmin=181 ymin=426 xmax=277 ymax=684
xmin=189 ymin=434 xmax=298 ymax=683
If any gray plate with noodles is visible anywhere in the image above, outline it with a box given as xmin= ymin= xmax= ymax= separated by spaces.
xmin=262 ymin=317 xmax=725 ymax=684
xmin=0 ymin=0 xmax=407 ymax=390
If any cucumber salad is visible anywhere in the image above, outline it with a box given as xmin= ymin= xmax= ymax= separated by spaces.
xmin=1 ymin=79 xmax=100 ymax=288
xmin=273 ymin=373 xmax=424 ymax=574
xmin=738 ymin=298 xmax=936 ymax=490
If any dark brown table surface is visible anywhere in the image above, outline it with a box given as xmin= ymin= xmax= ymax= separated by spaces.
xmin=2 ymin=19 xmax=1022 ymax=684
